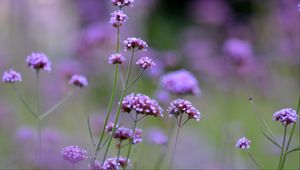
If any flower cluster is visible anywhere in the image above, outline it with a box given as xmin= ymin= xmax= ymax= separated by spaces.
xmin=109 ymin=53 xmax=126 ymax=65
xmin=273 ymin=108 xmax=297 ymax=126
xmin=160 ymin=69 xmax=200 ymax=95
xmin=124 ymin=37 xmax=148 ymax=51
xmin=136 ymin=57 xmax=156 ymax=70
xmin=102 ymin=157 xmax=131 ymax=170
xmin=110 ymin=10 xmax=128 ymax=28
xmin=90 ymin=160 xmax=101 ymax=170
xmin=132 ymin=128 xmax=143 ymax=144
xmin=168 ymin=99 xmax=201 ymax=122
xmin=111 ymin=0 xmax=134 ymax=7
xmin=2 ymin=69 xmax=22 ymax=83
xmin=69 ymin=74 xmax=88 ymax=88
xmin=106 ymin=122 xmax=143 ymax=144
xmin=61 ymin=145 xmax=88 ymax=164
xmin=122 ymin=93 xmax=163 ymax=117
xmin=113 ymin=126 xmax=133 ymax=141
xmin=26 ymin=53 xmax=51 ymax=72
xmin=235 ymin=137 xmax=251 ymax=150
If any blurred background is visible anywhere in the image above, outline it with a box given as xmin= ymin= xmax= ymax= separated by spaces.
xmin=0 ymin=0 xmax=299 ymax=169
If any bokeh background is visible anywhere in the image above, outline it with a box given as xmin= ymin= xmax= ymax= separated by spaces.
xmin=0 ymin=0 xmax=299 ymax=169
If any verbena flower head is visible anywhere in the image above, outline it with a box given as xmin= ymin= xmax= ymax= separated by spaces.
xmin=111 ymin=0 xmax=134 ymax=7
xmin=61 ymin=145 xmax=88 ymax=164
xmin=160 ymin=69 xmax=200 ymax=95
xmin=2 ymin=69 xmax=22 ymax=83
xmin=122 ymin=93 xmax=164 ymax=117
xmin=124 ymin=37 xmax=148 ymax=51
xmin=168 ymin=99 xmax=201 ymax=121
xmin=69 ymin=74 xmax=88 ymax=88
xmin=110 ymin=10 xmax=128 ymax=27
xmin=90 ymin=160 xmax=101 ymax=170
xmin=109 ymin=53 xmax=126 ymax=65
xmin=132 ymin=128 xmax=143 ymax=144
xmin=105 ymin=122 xmax=118 ymax=134
xmin=146 ymin=129 xmax=168 ymax=145
xmin=26 ymin=53 xmax=51 ymax=72
xmin=235 ymin=137 xmax=251 ymax=150
xmin=102 ymin=157 xmax=119 ymax=170
xmin=116 ymin=156 xmax=131 ymax=169
xmin=113 ymin=126 xmax=133 ymax=141
xmin=273 ymin=108 xmax=297 ymax=126
xmin=136 ymin=57 xmax=156 ymax=70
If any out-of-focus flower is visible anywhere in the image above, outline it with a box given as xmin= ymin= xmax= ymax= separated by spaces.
xmin=113 ymin=127 xmax=133 ymax=141
xmin=136 ymin=57 xmax=156 ymax=70
xmin=155 ymin=90 xmax=170 ymax=104
xmin=168 ymin=99 xmax=201 ymax=122
xmin=132 ymin=128 xmax=143 ymax=144
xmin=102 ymin=157 xmax=119 ymax=170
xmin=111 ymin=0 xmax=134 ymax=7
xmin=90 ymin=160 xmax=101 ymax=170
xmin=105 ymin=122 xmax=118 ymax=134
xmin=2 ymin=69 xmax=22 ymax=83
xmin=235 ymin=137 xmax=251 ymax=150
xmin=26 ymin=53 xmax=51 ymax=72
xmin=122 ymin=93 xmax=163 ymax=117
xmin=109 ymin=53 xmax=126 ymax=64
xmin=160 ymin=70 xmax=200 ymax=95
xmin=146 ymin=128 xmax=168 ymax=145
xmin=116 ymin=156 xmax=131 ymax=169
xmin=61 ymin=145 xmax=88 ymax=164
xmin=124 ymin=37 xmax=148 ymax=51
xmin=298 ymin=2 xmax=300 ymax=12
xmin=110 ymin=10 xmax=128 ymax=27
xmin=273 ymin=108 xmax=297 ymax=126
xmin=69 ymin=74 xmax=88 ymax=88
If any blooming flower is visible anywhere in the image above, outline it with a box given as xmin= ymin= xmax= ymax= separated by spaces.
xmin=132 ymin=128 xmax=143 ymax=144
xmin=90 ymin=160 xmax=101 ymax=170
xmin=116 ymin=156 xmax=131 ymax=169
xmin=2 ymin=69 xmax=22 ymax=83
xmin=26 ymin=53 xmax=51 ymax=72
xmin=113 ymin=127 xmax=133 ymax=141
xmin=235 ymin=137 xmax=251 ymax=150
xmin=122 ymin=93 xmax=163 ymax=117
xmin=273 ymin=108 xmax=297 ymax=126
xmin=105 ymin=122 xmax=119 ymax=134
xmin=109 ymin=53 xmax=126 ymax=64
xmin=168 ymin=99 xmax=201 ymax=122
xmin=124 ymin=37 xmax=148 ymax=51
xmin=69 ymin=74 xmax=88 ymax=88
xmin=160 ymin=70 xmax=200 ymax=95
xmin=110 ymin=10 xmax=128 ymax=27
xmin=146 ymin=128 xmax=168 ymax=145
xmin=136 ymin=57 xmax=156 ymax=70
xmin=102 ymin=157 xmax=119 ymax=170
xmin=61 ymin=145 xmax=88 ymax=164
xmin=111 ymin=0 xmax=134 ymax=7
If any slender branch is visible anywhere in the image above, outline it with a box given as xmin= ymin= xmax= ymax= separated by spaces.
xmin=116 ymin=140 xmax=122 ymax=163
xmin=36 ymin=71 xmax=42 ymax=167
xmin=247 ymin=150 xmax=262 ymax=170
xmin=278 ymin=127 xmax=287 ymax=170
xmin=126 ymin=69 xmax=145 ymax=90
xmin=124 ymin=113 xmax=138 ymax=170
xmin=179 ymin=117 xmax=190 ymax=128
xmin=87 ymin=115 xmax=96 ymax=147
xmin=169 ymin=125 xmax=181 ymax=170
xmin=136 ymin=114 xmax=147 ymax=122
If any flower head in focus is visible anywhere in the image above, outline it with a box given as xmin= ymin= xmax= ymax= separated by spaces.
xmin=110 ymin=10 xmax=128 ymax=27
xmin=235 ymin=137 xmax=251 ymax=150
xmin=111 ymin=0 xmax=134 ymax=7
xmin=273 ymin=108 xmax=297 ymax=126
xmin=136 ymin=57 xmax=156 ymax=70
xmin=168 ymin=99 xmax=201 ymax=122
xmin=26 ymin=53 xmax=51 ymax=72
xmin=124 ymin=37 xmax=148 ymax=51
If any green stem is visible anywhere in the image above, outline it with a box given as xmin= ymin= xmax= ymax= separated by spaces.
xmin=36 ymin=71 xmax=42 ymax=167
xmin=124 ymin=113 xmax=138 ymax=170
xmin=247 ymin=150 xmax=261 ymax=170
xmin=169 ymin=125 xmax=181 ymax=170
xmin=117 ymin=140 xmax=122 ymax=163
xmin=278 ymin=127 xmax=287 ymax=170
xmin=126 ymin=69 xmax=145 ymax=90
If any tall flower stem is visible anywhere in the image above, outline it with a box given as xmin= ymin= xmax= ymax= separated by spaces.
xmin=246 ymin=150 xmax=261 ymax=170
xmin=280 ymin=95 xmax=300 ymax=169
xmin=102 ymin=49 xmax=135 ymax=164
xmin=124 ymin=113 xmax=138 ymax=170
xmin=278 ymin=127 xmax=287 ymax=169
xmin=35 ymin=71 xmax=42 ymax=167
xmin=169 ymin=114 xmax=183 ymax=170
xmin=116 ymin=140 xmax=122 ymax=162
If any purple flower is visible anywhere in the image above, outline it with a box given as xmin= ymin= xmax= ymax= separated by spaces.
xmin=168 ymin=99 xmax=201 ymax=122
xmin=160 ymin=70 xmax=200 ymax=95
xmin=273 ymin=108 xmax=297 ymax=126
xmin=136 ymin=57 xmax=156 ymax=70
xmin=90 ymin=160 xmax=101 ymax=170
xmin=69 ymin=74 xmax=88 ymax=88
xmin=298 ymin=2 xmax=300 ymax=12
xmin=122 ymin=93 xmax=164 ymax=117
xmin=61 ymin=145 xmax=88 ymax=164
xmin=2 ymin=69 xmax=22 ymax=83
xmin=110 ymin=10 xmax=128 ymax=27
xmin=116 ymin=156 xmax=131 ymax=169
xmin=124 ymin=37 xmax=148 ymax=51
xmin=105 ymin=122 xmax=119 ymax=134
xmin=111 ymin=0 xmax=134 ymax=7
xmin=146 ymin=129 xmax=168 ymax=145
xmin=132 ymin=128 xmax=143 ymax=144
xmin=109 ymin=53 xmax=126 ymax=65
xmin=236 ymin=137 xmax=251 ymax=150
xmin=26 ymin=53 xmax=51 ymax=72
xmin=113 ymin=127 xmax=133 ymax=141
xmin=102 ymin=157 xmax=119 ymax=170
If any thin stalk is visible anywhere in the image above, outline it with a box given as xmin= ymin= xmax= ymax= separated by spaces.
xmin=124 ymin=113 xmax=138 ymax=170
xmin=36 ymin=71 xmax=42 ymax=167
xmin=116 ymin=140 xmax=122 ymax=162
xmin=280 ymin=95 xmax=300 ymax=169
xmin=247 ymin=150 xmax=261 ymax=170
xmin=126 ymin=69 xmax=145 ymax=90
xmin=102 ymin=49 xmax=135 ymax=164
xmin=278 ymin=127 xmax=287 ymax=170
xmin=169 ymin=125 xmax=181 ymax=170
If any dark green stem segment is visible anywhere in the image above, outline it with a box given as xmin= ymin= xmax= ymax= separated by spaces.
xmin=169 ymin=114 xmax=183 ymax=170
xmin=36 ymin=71 xmax=42 ymax=167
xmin=124 ymin=113 xmax=138 ymax=170
xmin=278 ymin=127 xmax=287 ymax=169
xmin=247 ymin=150 xmax=261 ymax=170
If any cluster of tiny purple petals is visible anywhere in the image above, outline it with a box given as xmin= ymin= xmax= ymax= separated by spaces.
xmin=26 ymin=53 xmax=51 ymax=72
xmin=132 ymin=128 xmax=143 ymax=144
xmin=160 ymin=70 xmax=200 ymax=95
xmin=90 ymin=160 xmax=101 ymax=170
xmin=109 ymin=53 xmax=126 ymax=64
xmin=136 ymin=57 xmax=156 ymax=70
xmin=69 ymin=74 xmax=88 ymax=88
xmin=111 ymin=0 xmax=134 ymax=7
xmin=113 ymin=126 xmax=133 ymax=141
xmin=102 ymin=157 xmax=120 ymax=170
xmin=110 ymin=10 xmax=128 ymax=27
xmin=235 ymin=137 xmax=251 ymax=150
xmin=2 ymin=69 xmax=22 ymax=83
xmin=273 ymin=108 xmax=297 ymax=126
xmin=105 ymin=122 xmax=118 ymax=134
xmin=116 ymin=157 xmax=131 ymax=169
xmin=124 ymin=37 xmax=148 ymax=51
xmin=168 ymin=99 xmax=201 ymax=121
xmin=121 ymin=93 xmax=163 ymax=117
xmin=61 ymin=145 xmax=88 ymax=164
